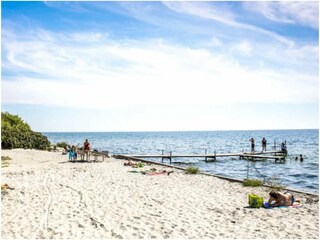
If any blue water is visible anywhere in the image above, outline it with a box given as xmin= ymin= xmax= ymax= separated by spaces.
xmin=43 ymin=129 xmax=319 ymax=193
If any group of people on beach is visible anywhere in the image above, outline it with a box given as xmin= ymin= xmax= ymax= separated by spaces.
xmin=68 ymin=139 xmax=91 ymax=161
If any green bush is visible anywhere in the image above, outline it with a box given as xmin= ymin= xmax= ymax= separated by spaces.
xmin=243 ymin=178 xmax=263 ymax=187
xmin=185 ymin=166 xmax=200 ymax=174
xmin=56 ymin=142 xmax=69 ymax=149
xmin=1 ymin=112 xmax=50 ymax=150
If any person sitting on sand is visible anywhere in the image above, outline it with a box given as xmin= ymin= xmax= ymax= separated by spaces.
xmin=124 ymin=159 xmax=137 ymax=167
xmin=268 ymin=190 xmax=299 ymax=207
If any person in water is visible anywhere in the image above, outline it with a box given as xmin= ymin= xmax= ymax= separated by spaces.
xmin=300 ymin=154 xmax=304 ymax=162
xmin=268 ymin=190 xmax=299 ymax=207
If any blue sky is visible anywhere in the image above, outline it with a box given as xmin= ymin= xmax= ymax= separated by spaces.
xmin=1 ymin=1 xmax=319 ymax=132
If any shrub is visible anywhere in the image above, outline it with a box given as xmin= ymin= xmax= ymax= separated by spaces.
xmin=185 ymin=166 xmax=200 ymax=174
xmin=56 ymin=142 xmax=69 ymax=149
xmin=243 ymin=178 xmax=263 ymax=187
xmin=1 ymin=112 xmax=50 ymax=150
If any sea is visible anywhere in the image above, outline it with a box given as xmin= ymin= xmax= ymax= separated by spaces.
xmin=43 ymin=129 xmax=319 ymax=194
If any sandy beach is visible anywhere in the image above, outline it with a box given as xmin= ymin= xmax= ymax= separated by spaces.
xmin=1 ymin=149 xmax=319 ymax=239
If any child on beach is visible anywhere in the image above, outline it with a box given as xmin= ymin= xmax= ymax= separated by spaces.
xmin=69 ymin=146 xmax=75 ymax=161
xmin=73 ymin=146 xmax=78 ymax=160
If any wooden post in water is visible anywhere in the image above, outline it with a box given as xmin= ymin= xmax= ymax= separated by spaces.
xmin=240 ymin=148 xmax=244 ymax=159
xmin=246 ymin=158 xmax=249 ymax=179
xmin=205 ymin=149 xmax=207 ymax=162
xmin=161 ymin=150 xmax=164 ymax=163
xmin=170 ymin=151 xmax=172 ymax=164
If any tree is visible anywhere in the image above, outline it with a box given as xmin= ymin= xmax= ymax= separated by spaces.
xmin=1 ymin=112 xmax=50 ymax=150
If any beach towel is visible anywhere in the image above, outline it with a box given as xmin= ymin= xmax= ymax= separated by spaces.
xmin=263 ymin=202 xmax=303 ymax=209
xmin=128 ymin=169 xmax=173 ymax=176
xmin=148 ymin=171 xmax=168 ymax=176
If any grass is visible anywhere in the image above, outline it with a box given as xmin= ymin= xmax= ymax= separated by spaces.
xmin=243 ymin=178 xmax=263 ymax=187
xmin=185 ymin=166 xmax=200 ymax=174
xmin=1 ymin=156 xmax=12 ymax=168
xmin=1 ymin=156 xmax=12 ymax=161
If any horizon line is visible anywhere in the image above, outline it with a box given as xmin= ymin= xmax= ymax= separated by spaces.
xmin=42 ymin=128 xmax=319 ymax=133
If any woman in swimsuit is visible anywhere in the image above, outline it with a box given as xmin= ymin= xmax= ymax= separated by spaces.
xmin=267 ymin=190 xmax=298 ymax=207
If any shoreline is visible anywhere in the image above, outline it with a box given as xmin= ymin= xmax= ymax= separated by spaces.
xmin=1 ymin=149 xmax=319 ymax=239
xmin=115 ymin=154 xmax=319 ymax=196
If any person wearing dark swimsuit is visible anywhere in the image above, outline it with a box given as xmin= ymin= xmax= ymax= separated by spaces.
xmin=268 ymin=190 xmax=299 ymax=206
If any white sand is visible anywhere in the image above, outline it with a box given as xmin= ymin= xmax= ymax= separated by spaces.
xmin=1 ymin=149 xmax=319 ymax=239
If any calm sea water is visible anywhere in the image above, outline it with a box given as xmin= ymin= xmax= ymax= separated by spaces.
xmin=43 ymin=129 xmax=319 ymax=193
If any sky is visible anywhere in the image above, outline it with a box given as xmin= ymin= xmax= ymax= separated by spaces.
xmin=1 ymin=1 xmax=319 ymax=132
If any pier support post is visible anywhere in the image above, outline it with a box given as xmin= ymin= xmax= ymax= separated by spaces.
xmin=205 ymin=149 xmax=207 ymax=162
xmin=161 ymin=150 xmax=164 ymax=163
xmin=240 ymin=149 xmax=244 ymax=159
xmin=246 ymin=158 xmax=249 ymax=179
xmin=170 ymin=151 xmax=172 ymax=164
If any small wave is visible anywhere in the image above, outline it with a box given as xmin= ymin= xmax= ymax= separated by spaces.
xmin=304 ymin=185 xmax=319 ymax=190
xmin=293 ymin=180 xmax=307 ymax=184
xmin=288 ymin=173 xmax=303 ymax=177
xmin=172 ymin=161 xmax=196 ymax=165
xmin=304 ymin=174 xmax=319 ymax=179
xmin=306 ymin=163 xmax=319 ymax=167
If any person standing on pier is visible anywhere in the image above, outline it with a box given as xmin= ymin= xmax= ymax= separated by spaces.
xmin=250 ymin=138 xmax=255 ymax=152
xmin=262 ymin=137 xmax=267 ymax=152
xmin=281 ymin=142 xmax=287 ymax=155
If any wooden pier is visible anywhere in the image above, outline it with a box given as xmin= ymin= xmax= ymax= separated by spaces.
xmin=124 ymin=150 xmax=287 ymax=164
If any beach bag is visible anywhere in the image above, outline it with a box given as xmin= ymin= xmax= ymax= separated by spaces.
xmin=249 ymin=193 xmax=264 ymax=208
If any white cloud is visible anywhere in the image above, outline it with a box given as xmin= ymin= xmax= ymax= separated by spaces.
xmin=231 ymin=40 xmax=252 ymax=56
xmin=163 ymin=1 xmax=294 ymax=46
xmin=1 ymin=28 xmax=318 ymax=111
xmin=163 ymin=1 xmax=235 ymax=24
xmin=242 ymin=1 xmax=319 ymax=29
